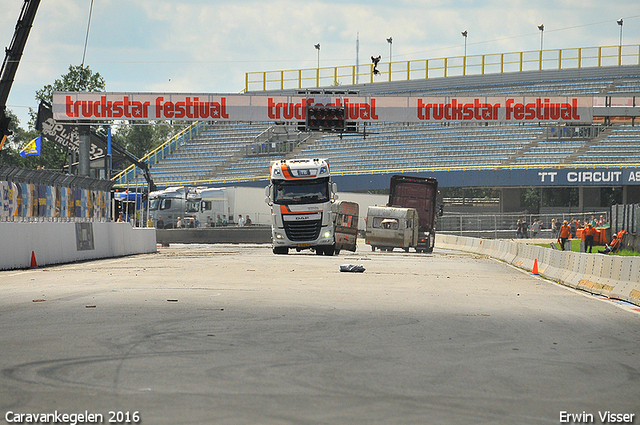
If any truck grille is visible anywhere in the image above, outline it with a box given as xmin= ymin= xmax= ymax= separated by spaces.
xmin=284 ymin=220 xmax=322 ymax=241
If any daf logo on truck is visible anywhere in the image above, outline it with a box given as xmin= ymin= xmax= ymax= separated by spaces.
xmin=265 ymin=158 xmax=359 ymax=256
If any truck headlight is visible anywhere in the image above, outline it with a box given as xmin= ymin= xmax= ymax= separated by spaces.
xmin=275 ymin=233 xmax=284 ymax=239
xmin=324 ymin=231 xmax=332 ymax=238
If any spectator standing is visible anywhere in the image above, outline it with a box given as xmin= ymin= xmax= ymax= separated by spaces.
xmin=519 ymin=218 xmax=529 ymax=239
xmin=222 ymin=215 xmax=228 ymax=226
xmin=569 ymin=219 xmax=577 ymax=238
xmin=176 ymin=217 xmax=182 ymax=228
xmin=156 ymin=216 xmax=164 ymax=229
xmin=584 ymin=223 xmax=597 ymax=253
xmin=238 ymin=215 xmax=245 ymax=227
xmin=559 ymin=220 xmax=571 ymax=250
xmin=598 ymin=215 xmax=606 ymax=226
xmin=515 ymin=219 xmax=522 ymax=238
xmin=531 ymin=219 xmax=541 ymax=238
xmin=245 ymin=215 xmax=252 ymax=226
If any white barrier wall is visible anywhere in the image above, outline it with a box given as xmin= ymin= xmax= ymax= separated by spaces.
xmin=0 ymin=222 xmax=157 ymax=270
xmin=436 ymin=234 xmax=640 ymax=308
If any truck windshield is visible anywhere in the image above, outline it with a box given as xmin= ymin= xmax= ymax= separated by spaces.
xmin=274 ymin=179 xmax=329 ymax=205
xmin=186 ymin=201 xmax=199 ymax=213
xmin=149 ymin=199 xmax=160 ymax=211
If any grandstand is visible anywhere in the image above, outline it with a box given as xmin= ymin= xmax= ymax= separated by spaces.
xmin=114 ymin=61 xmax=640 ymax=204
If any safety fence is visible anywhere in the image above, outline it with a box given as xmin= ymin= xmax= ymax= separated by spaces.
xmin=437 ymin=211 xmax=608 ymax=239
xmin=0 ymin=165 xmax=113 ymax=223
xmin=245 ymin=44 xmax=640 ymax=92
xmin=610 ymin=204 xmax=640 ymax=234
xmin=436 ymin=234 xmax=640 ymax=307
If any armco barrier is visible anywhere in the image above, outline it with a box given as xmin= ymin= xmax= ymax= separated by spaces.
xmin=0 ymin=222 xmax=156 ymax=270
xmin=436 ymin=234 xmax=640 ymax=308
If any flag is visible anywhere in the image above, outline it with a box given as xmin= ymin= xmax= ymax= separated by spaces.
xmin=19 ymin=136 xmax=41 ymax=157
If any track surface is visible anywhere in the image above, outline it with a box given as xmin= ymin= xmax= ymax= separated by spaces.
xmin=1 ymin=243 xmax=639 ymax=425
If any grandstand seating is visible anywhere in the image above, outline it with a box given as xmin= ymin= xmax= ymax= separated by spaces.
xmin=120 ymin=65 xmax=640 ymax=188
xmin=574 ymin=125 xmax=640 ymax=164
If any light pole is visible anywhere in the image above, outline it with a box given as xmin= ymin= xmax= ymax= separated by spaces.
xmin=314 ymin=43 xmax=320 ymax=69
xmin=386 ymin=37 xmax=393 ymax=63
xmin=617 ymin=18 xmax=624 ymax=47
xmin=461 ymin=30 xmax=468 ymax=75
xmin=314 ymin=43 xmax=321 ymax=86
xmin=461 ymin=30 xmax=467 ymax=57
xmin=538 ymin=24 xmax=544 ymax=51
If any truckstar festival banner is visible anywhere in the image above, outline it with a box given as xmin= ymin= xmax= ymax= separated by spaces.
xmin=53 ymin=92 xmax=594 ymax=124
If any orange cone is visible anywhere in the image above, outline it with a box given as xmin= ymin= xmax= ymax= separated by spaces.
xmin=30 ymin=251 xmax=38 ymax=268
xmin=532 ymin=258 xmax=539 ymax=275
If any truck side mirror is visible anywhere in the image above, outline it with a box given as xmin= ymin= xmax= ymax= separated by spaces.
xmin=332 ymin=182 xmax=338 ymax=200
xmin=265 ymin=185 xmax=272 ymax=205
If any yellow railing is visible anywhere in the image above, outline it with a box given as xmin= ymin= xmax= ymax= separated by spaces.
xmin=245 ymin=44 xmax=640 ymax=92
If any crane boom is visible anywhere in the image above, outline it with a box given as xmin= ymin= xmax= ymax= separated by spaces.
xmin=0 ymin=0 xmax=41 ymax=144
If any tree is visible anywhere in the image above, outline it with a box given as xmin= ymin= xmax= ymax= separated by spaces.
xmin=33 ymin=65 xmax=105 ymax=112
xmin=0 ymin=65 xmax=107 ymax=170
xmin=0 ymin=109 xmax=27 ymax=166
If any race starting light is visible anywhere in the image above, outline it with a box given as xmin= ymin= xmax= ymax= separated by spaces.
xmin=306 ymin=106 xmax=345 ymax=132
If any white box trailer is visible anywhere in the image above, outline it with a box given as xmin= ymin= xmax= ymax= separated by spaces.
xmin=224 ymin=186 xmax=272 ymax=225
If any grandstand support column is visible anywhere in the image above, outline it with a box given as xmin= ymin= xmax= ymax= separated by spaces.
xmin=500 ymin=188 xmax=522 ymax=213
xmin=78 ymin=125 xmax=91 ymax=177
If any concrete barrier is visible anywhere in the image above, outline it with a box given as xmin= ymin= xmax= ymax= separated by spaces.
xmin=0 ymin=222 xmax=156 ymax=270
xmin=436 ymin=233 xmax=640 ymax=308
xmin=156 ymin=226 xmax=272 ymax=245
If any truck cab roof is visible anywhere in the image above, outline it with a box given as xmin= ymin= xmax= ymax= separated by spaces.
xmin=270 ymin=158 xmax=330 ymax=180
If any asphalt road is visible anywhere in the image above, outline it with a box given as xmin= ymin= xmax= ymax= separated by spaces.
xmin=1 ymin=243 xmax=639 ymax=425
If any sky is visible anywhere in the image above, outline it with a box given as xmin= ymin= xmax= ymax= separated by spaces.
xmin=2 ymin=0 xmax=640 ymax=129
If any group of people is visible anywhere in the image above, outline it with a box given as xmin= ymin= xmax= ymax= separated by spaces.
xmin=553 ymin=216 xmax=618 ymax=254
xmin=237 ymin=215 xmax=252 ymax=226
xmin=175 ymin=216 xmax=197 ymax=228
xmin=515 ymin=218 xmax=544 ymax=239
xmin=151 ymin=214 xmax=257 ymax=229
xmin=515 ymin=215 xmax=620 ymax=254
xmin=206 ymin=215 xmax=229 ymax=227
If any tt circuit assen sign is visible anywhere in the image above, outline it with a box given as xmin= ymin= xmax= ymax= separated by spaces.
xmin=52 ymin=92 xmax=594 ymax=124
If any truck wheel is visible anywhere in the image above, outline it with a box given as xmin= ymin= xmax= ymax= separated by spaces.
xmin=315 ymin=248 xmax=323 ymax=255
xmin=273 ymin=247 xmax=288 ymax=255
xmin=371 ymin=246 xmax=376 ymax=252
xmin=334 ymin=249 xmax=341 ymax=255
xmin=323 ymin=246 xmax=335 ymax=256
xmin=403 ymin=247 xmax=409 ymax=253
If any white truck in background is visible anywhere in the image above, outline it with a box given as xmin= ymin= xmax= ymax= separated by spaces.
xmin=148 ymin=186 xmax=270 ymax=228
xmin=265 ymin=158 xmax=357 ymax=255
